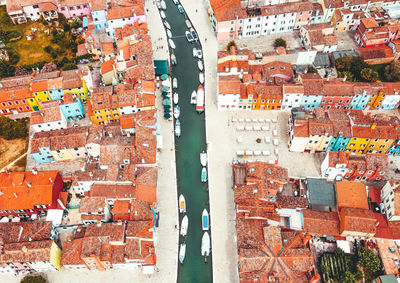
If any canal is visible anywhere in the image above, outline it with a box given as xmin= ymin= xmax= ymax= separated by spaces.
xmin=160 ymin=0 xmax=212 ymax=282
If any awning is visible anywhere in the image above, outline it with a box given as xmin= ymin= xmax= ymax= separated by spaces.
xmin=82 ymin=17 xmax=88 ymax=28
xmin=161 ymin=85 xmax=170 ymax=92
xmin=154 ymin=60 xmax=170 ymax=75
xmin=162 ymin=98 xmax=171 ymax=106
xmin=160 ymin=74 xmax=169 ymax=80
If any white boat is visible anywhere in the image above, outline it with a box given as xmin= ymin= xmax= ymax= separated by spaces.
xmin=179 ymin=243 xmax=186 ymax=264
xmin=160 ymin=10 xmax=166 ymax=19
xmin=201 ymin=167 xmax=207 ymax=183
xmin=161 ymin=0 xmax=166 ymax=9
xmin=173 ymin=0 xmax=179 ymax=5
xmin=174 ymin=105 xmax=180 ymax=119
xmin=179 ymin=194 xmax=186 ymax=213
xmin=185 ymin=31 xmax=194 ymax=42
xmin=196 ymin=84 xmax=204 ymax=113
xmin=200 ymin=151 xmax=207 ymax=166
xmin=168 ymin=39 xmax=176 ymax=49
xmin=198 ymin=60 xmax=203 ymax=71
xmin=190 ymin=90 xmax=196 ymax=104
xmin=163 ymin=21 xmax=171 ymax=29
xmin=167 ymin=29 xmax=172 ymax=38
xmin=173 ymin=92 xmax=179 ymax=104
xmin=175 ymin=119 xmax=181 ymax=137
xmin=185 ymin=19 xmax=192 ymax=29
xmin=199 ymin=72 xmax=204 ymax=84
xmin=171 ymin=53 xmax=177 ymax=65
xmin=156 ymin=1 xmax=161 ymax=9
xmin=192 ymin=47 xmax=198 ymax=57
xmin=180 ymin=215 xmax=188 ymax=236
xmin=173 ymin=78 xmax=178 ymax=88
xmin=201 ymin=231 xmax=210 ymax=258
xmin=196 ymin=49 xmax=203 ymax=59
xmin=202 ymin=209 xmax=209 ymax=231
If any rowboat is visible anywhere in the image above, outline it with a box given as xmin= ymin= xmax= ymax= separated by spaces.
xmin=190 ymin=91 xmax=196 ymax=104
xmin=171 ymin=53 xmax=177 ymax=65
xmin=201 ymin=167 xmax=207 ymax=183
xmin=160 ymin=10 xmax=166 ymax=19
xmin=179 ymin=243 xmax=186 ymax=263
xmin=180 ymin=215 xmax=188 ymax=236
xmin=179 ymin=194 xmax=186 ymax=213
xmin=163 ymin=21 xmax=171 ymax=29
xmin=200 ymin=151 xmax=207 ymax=166
xmin=185 ymin=19 xmax=192 ymax=28
xmin=174 ymin=105 xmax=180 ymax=119
xmin=161 ymin=0 xmax=166 ymax=9
xmin=173 ymin=77 xmax=178 ymax=88
xmin=202 ymin=209 xmax=209 ymax=231
xmin=168 ymin=39 xmax=176 ymax=49
xmin=175 ymin=119 xmax=181 ymax=137
xmin=198 ymin=60 xmax=203 ymax=71
xmin=192 ymin=47 xmax=198 ymax=57
xmin=196 ymin=84 xmax=204 ymax=113
xmin=199 ymin=72 xmax=204 ymax=84
xmin=201 ymin=232 xmax=210 ymax=259
xmin=167 ymin=29 xmax=172 ymax=38
xmin=173 ymin=92 xmax=179 ymax=104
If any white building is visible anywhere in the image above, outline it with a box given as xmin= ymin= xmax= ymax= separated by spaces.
xmin=282 ymin=85 xmax=304 ymax=110
xmin=217 ymin=76 xmax=241 ymax=110
xmin=30 ymin=101 xmax=67 ymax=132
xmin=381 ymin=180 xmax=400 ymax=221
xmin=320 ymin=151 xmax=348 ymax=181
xmin=288 ymin=118 xmax=310 ymax=152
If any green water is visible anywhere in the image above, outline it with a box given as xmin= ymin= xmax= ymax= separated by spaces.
xmin=162 ymin=1 xmax=212 ymax=282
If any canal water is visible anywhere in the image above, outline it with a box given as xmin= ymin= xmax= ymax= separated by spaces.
xmin=161 ymin=1 xmax=212 ymax=282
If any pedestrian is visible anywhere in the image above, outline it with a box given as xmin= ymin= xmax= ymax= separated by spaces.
xmin=205 ymin=38 xmax=207 ymax=42
xmin=196 ymin=9 xmax=198 ymax=13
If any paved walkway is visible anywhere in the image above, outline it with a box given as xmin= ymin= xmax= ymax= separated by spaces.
xmin=0 ymin=152 xmax=27 ymax=172
xmin=178 ymin=0 xmax=240 ymax=282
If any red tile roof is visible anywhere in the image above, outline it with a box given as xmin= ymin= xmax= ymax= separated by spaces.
xmin=302 ymin=209 xmax=340 ymax=236
xmin=336 ymin=181 xmax=369 ymax=210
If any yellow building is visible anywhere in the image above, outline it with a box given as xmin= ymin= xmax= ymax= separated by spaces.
xmin=50 ymin=241 xmax=62 ymax=270
xmin=344 ymin=136 xmax=370 ymax=154
xmin=27 ymin=97 xmax=41 ymax=111
xmin=367 ymin=90 xmax=385 ymax=109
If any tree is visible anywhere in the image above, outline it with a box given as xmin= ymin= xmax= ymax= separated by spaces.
xmin=360 ymin=68 xmax=379 ymax=82
xmin=71 ymin=20 xmax=81 ymax=29
xmin=338 ymin=71 xmax=356 ymax=82
xmin=0 ymin=59 xmax=15 ymax=78
xmin=62 ymin=62 xmax=77 ymax=71
xmin=385 ymin=61 xmax=400 ymax=81
xmin=357 ymin=248 xmax=382 ymax=278
xmin=20 ymin=274 xmax=47 ymax=283
xmin=226 ymin=40 xmax=236 ymax=51
xmin=274 ymin=38 xmax=287 ymax=48
xmin=350 ymin=56 xmax=368 ymax=80
xmin=341 ymin=271 xmax=356 ymax=283
xmin=335 ymin=56 xmax=353 ymax=71
xmin=307 ymin=65 xmax=317 ymax=73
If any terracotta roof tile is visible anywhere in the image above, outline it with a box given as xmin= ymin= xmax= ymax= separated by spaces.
xmin=339 ymin=207 xmax=376 ymax=235
xmin=303 ymin=209 xmax=340 ymax=236
xmin=336 ymin=181 xmax=369 ymax=209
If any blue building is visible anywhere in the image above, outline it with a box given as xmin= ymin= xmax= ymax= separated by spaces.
xmin=31 ymin=137 xmax=55 ymax=164
xmin=48 ymin=87 xmax=64 ymax=101
xmin=386 ymin=140 xmax=400 ymax=156
xmin=90 ymin=5 xmax=108 ymax=30
xmin=328 ymin=134 xmax=351 ymax=152
xmin=349 ymin=92 xmax=371 ymax=110
xmin=300 ymin=95 xmax=323 ymax=110
xmin=60 ymin=93 xmax=84 ymax=121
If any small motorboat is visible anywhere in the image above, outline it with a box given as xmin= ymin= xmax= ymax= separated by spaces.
xmin=179 ymin=243 xmax=186 ymax=264
xmin=163 ymin=21 xmax=171 ymax=29
xmin=178 ymin=4 xmax=184 ymax=13
xmin=192 ymin=47 xmax=198 ymax=58
xmin=167 ymin=29 xmax=172 ymax=39
xmin=160 ymin=10 xmax=166 ymax=19
xmin=171 ymin=53 xmax=177 ymax=65
xmin=196 ymin=84 xmax=204 ymax=113
xmin=180 ymin=215 xmax=188 ymax=236
xmin=190 ymin=91 xmax=196 ymax=104
xmin=156 ymin=1 xmax=161 ymax=9
xmin=161 ymin=0 xmax=166 ymax=9
xmin=201 ymin=167 xmax=207 ymax=183
xmin=190 ymin=28 xmax=198 ymax=41
xmin=173 ymin=78 xmax=178 ymax=88
xmin=196 ymin=49 xmax=203 ymax=59
xmin=199 ymin=72 xmax=204 ymax=84
xmin=168 ymin=39 xmax=176 ymax=49
xmin=201 ymin=231 xmax=211 ymax=259
xmin=198 ymin=60 xmax=203 ymax=71
xmin=175 ymin=119 xmax=181 ymax=137
xmin=174 ymin=0 xmax=179 ymax=4
xmin=200 ymin=151 xmax=207 ymax=166
xmin=202 ymin=209 xmax=209 ymax=231
xmin=173 ymin=92 xmax=179 ymax=104
xmin=174 ymin=105 xmax=180 ymax=119
xmin=185 ymin=19 xmax=192 ymax=29
xmin=185 ymin=31 xmax=194 ymax=42
xmin=179 ymin=194 xmax=186 ymax=213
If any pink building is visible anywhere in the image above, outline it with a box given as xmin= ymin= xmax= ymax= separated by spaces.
xmin=58 ymin=0 xmax=91 ymax=18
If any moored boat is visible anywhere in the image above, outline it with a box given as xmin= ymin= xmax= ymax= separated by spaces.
xmin=199 ymin=72 xmax=204 ymax=84
xmin=192 ymin=47 xmax=198 ymax=57
xmin=171 ymin=53 xmax=177 ymax=65
xmin=173 ymin=92 xmax=179 ymax=104
xmin=173 ymin=0 xmax=179 ymax=5
xmin=196 ymin=49 xmax=203 ymax=59
xmin=185 ymin=19 xmax=192 ymax=28
xmin=175 ymin=119 xmax=181 ymax=137
xmin=200 ymin=151 xmax=207 ymax=166
xmin=160 ymin=10 xmax=166 ymax=19
xmin=196 ymin=84 xmax=204 ymax=113
xmin=179 ymin=243 xmax=186 ymax=264
xmin=168 ymin=39 xmax=176 ymax=49
xmin=161 ymin=0 xmax=166 ymax=9
xmin=173 ymin=78 xmax=178 ymax=88
xmin=198 ymin=60 xmax=203 ymax=71
xmin=179 ymin=194 xmax=186 ymax=213
xmin=201 ymin=231 xmax=210 ymax=258
xmin=201 ymin=167 xmax=207 ymax=183
xmin=190 ymin=90 xmax=196 ymax=104
xmin=202 ymin=209 xmax=209 ymax=231
xmin=163 ymin=21 xmax=171 ymax=29
xmin=167 ymin=29 xmax=172 ymax=38
xmin=180 ymin=215 xmax=188 ymax=236
xmin=174 ymin=105 xmax=180 ymax=119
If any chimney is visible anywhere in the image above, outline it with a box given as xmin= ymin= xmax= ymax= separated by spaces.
xmin=57 ymin=199 xmax=66 ymax=210
xmin=49 ymin=177 xmax=53 ymax=183
xmin=13 ymin=193 xmax=18 ymax=198
xmin=32 ymin=167 xmax=38 ymax=175
xmin=27 ymin=182 xmax=31 ymax=188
